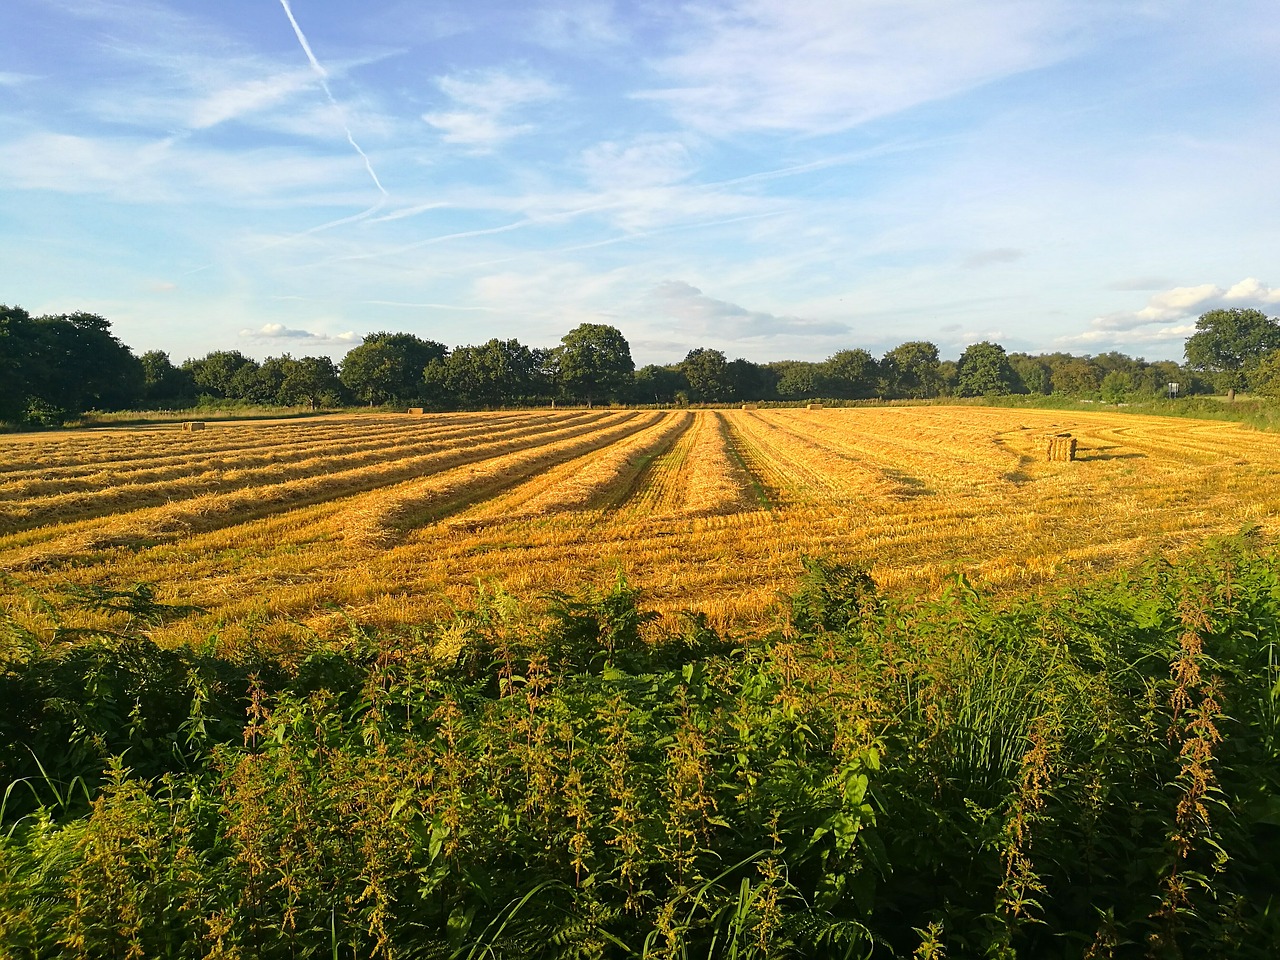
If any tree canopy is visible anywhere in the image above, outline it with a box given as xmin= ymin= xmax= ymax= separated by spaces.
xmin=555 ymin=324 xmax=634 ymax=404
xmin=1184 ymin=308 xmax=1280 ymax=393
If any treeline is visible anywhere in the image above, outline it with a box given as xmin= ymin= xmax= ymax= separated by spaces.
xmin=2 ymin=541 xmax=1278 ymax=955
xmin=8 ymin=302 xmax=1280 ymax=427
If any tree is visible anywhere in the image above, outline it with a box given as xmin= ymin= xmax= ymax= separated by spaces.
xmin=556 ymin=324 xmax=634 ymax=405
xmin=0 ymin=304 xmax=35 ymax=423
xmin=30 ymin=312 xmax=144 ymax=416
xmin=1251 ymin=350 xmax=1280 ymax=399
xmin=139 ymin=350 xmax=195 ymax=406
xmin=1008 ymin=354 xmax=1052 ymax=395
xmin=424 ymin=338 xmax=545 ymax=408
xmin=183 ymin=351 xmax=258 ymax=399
xmin=1099 ymin=370 xmax=1132 ymax=405
xmin=881 ymin=342 xmax=942 ymax=398
xmin=680 ymin=348 xmax=731 ymax=402
xmin=822 ymin=349 xmax=879 ymax=399
xmin=955 ymin=341 xmax=1020 ymax=397
xmin=279 ymin=357 xmax=344 ymax=409
xmin=1184 ymin=308 xmax=1280 ymax=396
xmin=773 ymin=361 xmax=821 ymax=400
xmin=632 ymin=364 xmax=687 ymax=405
xmin=1048 ymin=356 xmax=1102 ymax=397
xmin=340 ymin=333 xmax=447 ymax=405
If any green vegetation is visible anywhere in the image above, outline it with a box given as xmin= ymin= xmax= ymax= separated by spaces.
xmin=12 ymin=300 xmax=1280 ymax=428
xmin=3 ymin=539 xmax=1278 ymax=957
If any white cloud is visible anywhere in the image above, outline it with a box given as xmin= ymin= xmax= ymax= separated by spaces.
xmin=1134 ymin=283 xmax=1222 ymax=322
xmin=960 ymin=248 xmax=1024 ymax=269
xmin=650 ymin=280 xmax=849 ymax=340
xmin=0 ymin=132 xmax=366 ymax=204
xmin=532 ymin=2 xmax=626 ymax=51
xmin=239 ymin=323 xmax=358 ymax=342
xmin=1059 ymin=278 xmax=1280 ymax=350
xmin=186 ymin=69 xmax=318 ymax=129
xmin=581 ymin=136 xmax=696 ymax=188
xmin=639 ymin=0 xmax=1082 ymax=136
xmin=1225 ymin=277 xmax=1280 ymax=303
xmin=424 ymin=70 xmax=563 ymax=150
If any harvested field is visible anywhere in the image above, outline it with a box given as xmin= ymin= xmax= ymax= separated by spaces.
xmin=4 ymin=406 xmax=1280 ymax=650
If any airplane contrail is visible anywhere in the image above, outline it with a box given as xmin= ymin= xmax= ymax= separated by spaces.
xmin=278 ymin=0 xmax=387 ymax=197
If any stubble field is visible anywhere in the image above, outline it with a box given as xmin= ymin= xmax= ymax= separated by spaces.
xmin=3 ymin=405 xmax=1278 ymax=650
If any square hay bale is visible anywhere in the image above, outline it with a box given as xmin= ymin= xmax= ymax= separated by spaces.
xmin=1046 ymin=433 xmax=1077 ymax=462
xmin=806 ymin=402 xmax=824 ymax=410
xmin=407 ymin=407 xmax=425 ymax=415
xmin=182 ymin=421 xmax=205 ymax=432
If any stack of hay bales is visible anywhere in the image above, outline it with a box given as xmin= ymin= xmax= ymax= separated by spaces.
xmin=407 ymin=407 xmax=425 ymax=415
xmin=1046 ymin=433 xmax=1077 ymax=461
xmin=806 ymin=402 xmax=824 ymax=410
xmin=182 ymin=421 xmax=205 ymax=432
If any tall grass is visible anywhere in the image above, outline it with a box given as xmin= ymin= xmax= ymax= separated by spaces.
xmin=2 ymin=540 xmax=1279 ymax=956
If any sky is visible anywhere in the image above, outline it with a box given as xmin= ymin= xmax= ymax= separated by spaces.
xmin=1 ymin=0 xmax=1278 ymax=366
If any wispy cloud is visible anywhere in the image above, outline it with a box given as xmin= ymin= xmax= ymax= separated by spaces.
xmin=960 ymin=248 xmax=1024 ymax=269
xmin=639 ymin=0 xmax=1083 ymax=136
xmin=650 ymin=280 xmax=849 ymax=340
xmin=239 ymin=323 xmax=358 ymax=343
xmin=424 ymin=69 xmax=563 ymax=150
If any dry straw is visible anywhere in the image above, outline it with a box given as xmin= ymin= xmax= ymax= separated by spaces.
xmin=1046 ymin=434 xmax=1077 ymax=462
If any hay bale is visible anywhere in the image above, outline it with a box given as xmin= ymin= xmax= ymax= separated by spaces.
xmin=407 ymin=407 xmax=425 ymax=415
xmin=806 ymin=402 xmax=824 ymax=410
xmin=741 ymin=403 xmax=759 ymax=410
xmin=182 ymin=421 xmax=205 ymax=432
xmin=1046 ymin=434 xmax=1077 ymax=462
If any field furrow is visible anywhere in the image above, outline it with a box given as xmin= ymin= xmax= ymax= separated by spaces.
xmin=458 ymin=411 xmax=691 ymax=522
xmin=724 ymin=411 xmax=896 ymax=504
xmin=3 ymin=406 xmax=1279 ymax=649
xmin=0 ymin=412 xmax=601 ymax=534
xmin=0 ymin=412 xmax=625 ymax=566
xmin=337 ymin=412 xmax=667 ymax=545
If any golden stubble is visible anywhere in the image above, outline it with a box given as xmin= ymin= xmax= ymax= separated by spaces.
xmin=4 ymin=406 xmax=1279 ymax=652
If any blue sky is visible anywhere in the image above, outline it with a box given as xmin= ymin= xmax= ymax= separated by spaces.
xmin=2 ymin=0 xmax=1277 ymax=366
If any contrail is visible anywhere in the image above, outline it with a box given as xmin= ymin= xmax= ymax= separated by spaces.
xmin=278 ymin=0 xmax=387 ymax=197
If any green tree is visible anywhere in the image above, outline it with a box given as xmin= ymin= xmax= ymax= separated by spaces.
xmin=881 ymin=342 xmax=942 ymax=398
xmin=955 ymin=341 xmax=1020 ymax=397
xmin=773 ymin=361 xmax=821 ymax=400
xmin=1099 ymin=370 xmax=1132 ymax=404
xmin=680 ymin=348 xmax=731 ymax=402
xmin=822 ymin=349 xmax=879 ymax=399
xmin=339 ymin=333 xmax=447 ymax=405
xmin=424 ymin=338 xmax=545 ymax=408
xmin=1008 ymin=354 xmax=1052 ymax=395
xmin=1184 ymin=308 xmax=1280 ymax=396
xmin=1047 ymin=355 xmax=1103 ymax=397
xmin=139 ymin=350 xmax=194 ymax=407
xmin=31 ymin=312 xmax=144 ymax=417
xmin=555 ymin=324 xmax=634 ymax=405
xmin=279 ymin=356 xmax=344 ymax=409
xmin=1251 ymin=350 xmax=1280 ymax=399
xmin=182 ymin=350 xmax=258 ymax=400
xmin=0 ymin=304 xmax=35 ymax=423
xmin=632 ymin=364 xmax=687 ymax=405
